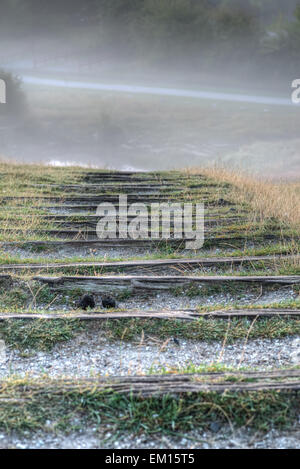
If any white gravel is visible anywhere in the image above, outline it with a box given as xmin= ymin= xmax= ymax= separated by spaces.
xmin=44 ymin=286 xmax=298 ymax=314
xmin=0 ymin=420 xmax=300 ymax=449
xmin=1 ymin=245 xmax=250 ymax=260
xmin=0 ymin=326 xmax=299 ymax=378
xmin=117 ymin=287 xmax=298 ymax=310
xmin=2 ymin=246 xmax=153 ymax=260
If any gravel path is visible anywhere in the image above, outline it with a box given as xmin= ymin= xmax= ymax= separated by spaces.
xmin=2 ymin=246 xmax=153 ymax=260
xmin=1 ymin=421 xmax=299 ymax=449
xmin=45 ymin=286 xmax=298 ymax=313
xmin=1 ymin=327 xmax=299 ymax=378
xmin=1 ymin=245 xmax=253 ymax=260
xmin=117 ymin=287 xmax=298 ymax=310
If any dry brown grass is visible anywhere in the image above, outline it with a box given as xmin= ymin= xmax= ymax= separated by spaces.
xmin=186 ymin=166 xmax=300 ymax=230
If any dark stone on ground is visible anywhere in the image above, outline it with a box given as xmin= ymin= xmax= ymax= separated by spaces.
xmin=102 ymin=295 xmax=116 ymax=309
xmin=210 ymin=422 xmax=222 ymax=433
xmin=78 ymin=294 xmax=96 ymax=311
xmin=218 ymin=198 xmax=229 ymax=206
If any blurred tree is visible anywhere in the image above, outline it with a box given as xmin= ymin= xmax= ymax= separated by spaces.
xmin=286 ymin=4 xmax=300 ymax=55
xmin=137 ymin=0 xmax=213 ymax=60
xmin=0 ymin=69 xmax=26 ymax=119
xmin=0 ymin=0 xmax=299 ymax=78
xmin=250 ymin=0 xmax=300 ymax=22
xmin=213 ymin=1 xmax=259 ymax=39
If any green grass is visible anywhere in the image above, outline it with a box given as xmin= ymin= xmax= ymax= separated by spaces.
xmin=0 ymin=282 xmax=57 ymax=311
xmin=196 ymin=298 xmax=300 ymax=312
xmin=0 ymin=240 xmax=299 ymax=265
xmin=96 ymin=317 xmax=300 ymax=344
xmin=0 ymin=377 xmax=298 ymax=435
xmin=0 ymin=319 xmax=85 ymax=350
xmin=172 ymin=282 xmax=268 ymax=299
xmin=0 ymin=313 xmax=299 ymax=352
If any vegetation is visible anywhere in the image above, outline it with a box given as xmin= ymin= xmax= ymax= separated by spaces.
xmin=0 ymin=319 xmax=85 ymax=351
xmin=0 ymin=314 xmax=299 ymax=352
xmin=0 ymin=161 xmax=299 ymax=442
xmin=0 ymin=376 xmax=298 ymax=434
xmin=189 ymin=166 xmax=300 ymax=231
xmin=1 ymin=1 xmax=300 ymax=78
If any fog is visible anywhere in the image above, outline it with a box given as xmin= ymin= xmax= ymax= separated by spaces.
xmin=0 ymin=0 xmax=299 ymax=178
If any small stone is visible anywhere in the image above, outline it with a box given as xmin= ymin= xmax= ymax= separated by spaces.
xmin=210 ymin=422 xmax=221 ymax=433
xmin=102 ymin=296 xmax=116 ymax=309
xmin=291 ymin=349 xmax=300 ymax=364
xmin=78 ymin=295 xmax=95 ymax=311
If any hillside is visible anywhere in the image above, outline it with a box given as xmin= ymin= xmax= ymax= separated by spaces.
xmin=0 ymin=163 xmax=299 ymax=449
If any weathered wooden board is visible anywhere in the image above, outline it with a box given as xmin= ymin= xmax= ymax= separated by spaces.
xmin=4 ymin=370 xmax=298 ymax=395
xmin=43 ymin=214 xmax=244 ymax=222
xmin=2 ymin=194 xmax=190 ymax=203
xmin=2 ymin=198 xmax=234 ymax=209
xmin=83 ymin=172 xmax=206 ymax=182
xmin=34 ymin=274 xmax=300 ymax=294
xmin=0 ymin=229 xmax=293 ymax=244
xmin=0 ymin=255 xmax=297 ymax=272
xmin=43 ymin=217 xmax=243 ymax=230
xmin=1 ymin=239 xmax=189 ymax=248
xmin=0 ymin=274 xmax=11 ymax=282
xmin=0 ymin=308 xmax=299 ymax=320
xmin=2 ymin=231 xmax=296 ymax=249
xmin=32 ymin=183 xmax=179 ymax=190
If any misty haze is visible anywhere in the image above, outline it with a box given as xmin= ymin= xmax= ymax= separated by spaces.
xmin=0 ymin=0 xmax=299 ymax=177
xmin=1 ymin=1 xmax=300 ymax=452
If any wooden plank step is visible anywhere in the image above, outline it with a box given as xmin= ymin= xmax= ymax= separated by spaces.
xmin=83 ymin=171 xmax=198 ymax=176
xmin=1 ymin=239 xmax=189 ymax=248
xmin=83 ymin=173 xmax=204 ymax=179
xmin=2 ymin=233 xmax=293 ymax=246
xmin=0 ymin=274 xmax=12 ymax=282
xmin=42 ymin=214 xmax=243 ymax=221
xmin=45 ymin=202 xmax=235 ymax=212
xmin=31 ymin=184 xmax=218 ymax=193
xmin=2 ymin=198 xmax=234 ymax=209
xmin=1 ymin=194 xmax=189 ymax=203
xmin=82 ymin=172 xmax=197 ymax=178
xmin=45 ymin=217 xmax=242 ymax=229
xmin=32 ymin=183 xmax=178 ymax=189
xmin=1 ymin=228 xmax=214 ymax=240
xmin=1 ymin=234 xmax=294 ymax=249
xmin=83 ymin=177 xmax=179 ymax=183
xmin=0 ymin=255 xmax=297 ymax=272
xmin=34 ymin=274 xmax=300 ymax=292
xmin=4 ymin=371 xmax=298 ymax=395
xmin=14 ymin=225 xmax=288 ymax=241
xmin=0 ymin=308 xmax=299 ymax=320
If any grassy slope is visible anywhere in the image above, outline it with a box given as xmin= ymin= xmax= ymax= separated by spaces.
xmin=0 ymin=162 xmax=299 ymax=436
